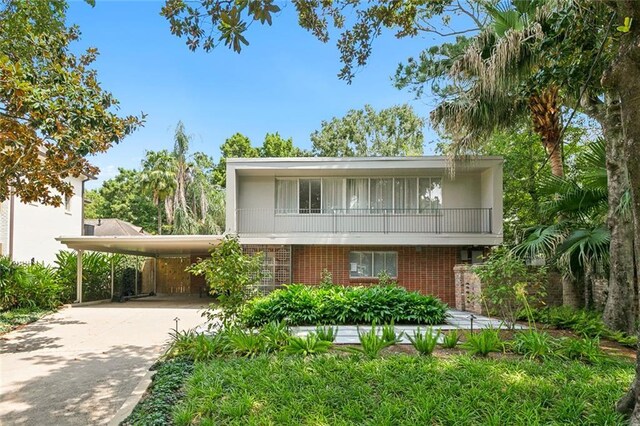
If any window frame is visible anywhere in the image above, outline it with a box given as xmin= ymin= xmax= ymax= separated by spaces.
xmin=275 ymin=176 xmax=443 ymax=215
xmin=348 ymin=250 xmax=398 ymax=279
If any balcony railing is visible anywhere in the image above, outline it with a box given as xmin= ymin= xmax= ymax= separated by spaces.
xmin=236 ymin=208 xmax=492 ymax=234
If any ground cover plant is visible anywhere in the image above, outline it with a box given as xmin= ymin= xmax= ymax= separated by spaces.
xmin=171 ymin=354 xmax=632 ymax=425
xmin=241 ymin=283 xmax=448 ymax=326
xmin=0 ymin=307 xmax=53 ymax=334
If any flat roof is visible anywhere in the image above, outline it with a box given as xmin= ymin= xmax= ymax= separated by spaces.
xmin=56 ymin=235 xmax=223 ymax=257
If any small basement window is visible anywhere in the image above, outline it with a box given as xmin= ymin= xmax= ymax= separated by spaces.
xmin=349 ymin=251 xmax=397 ymax=278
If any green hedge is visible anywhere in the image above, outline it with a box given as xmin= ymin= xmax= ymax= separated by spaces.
xmin=241 ymin=284 xmax=448 ymax=327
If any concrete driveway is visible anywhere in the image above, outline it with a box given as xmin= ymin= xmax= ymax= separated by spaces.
xmin=0 ymin=296 xmax=209 ymax=425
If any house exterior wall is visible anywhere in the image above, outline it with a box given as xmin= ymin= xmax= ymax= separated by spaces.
xmin=291 ymin=245 xmax=460 ymax=305
xmin=4 ymin=177 xmax=85 ymax=264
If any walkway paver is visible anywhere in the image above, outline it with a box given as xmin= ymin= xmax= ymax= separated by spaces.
xmin=0 ymin=296 xmax=208 ymax=425
xmin=291 ymin=310 xmax=524 ymax=344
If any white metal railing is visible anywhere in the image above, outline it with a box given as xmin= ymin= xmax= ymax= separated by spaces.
xmin=236 ymin=208 xmax=492 ymax=234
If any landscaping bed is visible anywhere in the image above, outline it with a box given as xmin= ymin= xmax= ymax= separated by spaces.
xmin=0 ymin=307 xmax=54 ymax=334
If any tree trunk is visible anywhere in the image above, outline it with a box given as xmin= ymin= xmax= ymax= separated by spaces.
xmin=601 ymin=94 xmax=637 ymax=334
xmin=606 ymin=1 xmax=640 ymax=420
xmin=157 ymin=204 xmax=162 ymax=235
xmin=530 ymin=86 xmax=564 ymax=177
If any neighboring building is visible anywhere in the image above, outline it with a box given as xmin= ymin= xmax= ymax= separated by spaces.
xmin=226 ymin=156 xmax=503 ymax=304
xmin=0 ymin=176 xmax=88 ymax=264
xmin=84 ymin=218 xmax=147 ymax=236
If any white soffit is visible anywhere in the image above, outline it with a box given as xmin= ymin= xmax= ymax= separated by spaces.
xmin=56 ymin=235 xmax=223 ymax=257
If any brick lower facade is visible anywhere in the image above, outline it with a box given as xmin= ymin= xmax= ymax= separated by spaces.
xmin=292 ymin=245 xmax=461 ymax=305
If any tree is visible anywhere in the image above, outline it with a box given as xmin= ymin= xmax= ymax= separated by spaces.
xmin=0 ymin=0 xmax=142 ymax=206
xmin=214 ymin=132 xmax=258 ymax=187
xmin=260 ymin=132 xmax=305 ymax=157
xmin=85 ymin=169 xmax=157 ymax=233
xmin=311 ymin=104 xmax=425 ymax=157
xmin=140 ymin=150 xmax=177 ymax=234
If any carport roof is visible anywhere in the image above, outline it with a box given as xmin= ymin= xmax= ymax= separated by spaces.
xmin=56 ymin=235 xmax=223 ymax=257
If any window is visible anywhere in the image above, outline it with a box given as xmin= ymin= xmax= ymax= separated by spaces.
xmin=275 ymin=176 xmax=442 ymax=214
xmin=64 ymin=194 xmax=72 ymax=213
xmin=349 ymin=251 xmax=398 ymax=278
xmin=299 ymin=179 xmax=321 ymax=213
xmin=419 ymin=177 xmax=442 ymax=211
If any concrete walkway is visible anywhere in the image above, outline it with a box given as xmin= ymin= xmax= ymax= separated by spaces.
xmin=0 ymin=296 xmax=208 ymax=426
xmin=291 ymin=310 xmax=524 ymax=344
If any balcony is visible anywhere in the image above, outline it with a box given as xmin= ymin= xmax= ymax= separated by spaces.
xmin=236 ymin=208 xmax=493 ymax=235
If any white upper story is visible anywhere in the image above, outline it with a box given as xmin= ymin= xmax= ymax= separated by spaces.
xmin=226 ymin=156 xmax=503 ymax=246
xmin=0 ymin=176 xmax=86 ymax=264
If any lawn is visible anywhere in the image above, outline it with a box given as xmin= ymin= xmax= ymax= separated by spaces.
xmin=128 ymin=352 xmax=633 ymax=426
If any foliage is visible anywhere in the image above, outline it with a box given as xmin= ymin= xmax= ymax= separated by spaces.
xmin=462 ymin=328 xmax=504 ymax=357
xmin=226 ymin=327 xmax=265 ymax=358
xmin=474 ymin=246 xmax=547 ymax=328
xmin=260 ymin=132 xmax=306 ymax=158
xmin=122 ymin=358 xmax=194 ymax=426
xmin=319 ymin=268 xmax=333 ymax=287
xmin=84 ymin=169 xmax=157 ymax=233
xmin=342 ymin=324 xmax=394 ymax=359
xmin=284 ymin=333 xmax=332 ymax=357
xmin=0 ymin=256 xmax=63 ymax=311
xmin=241 ymin=284 xmax=448 ymax=327
xmin=166 ymin=329 xmax=228 ymax=361
xmin=558 ymin=337 xmax=602 ymax=364
xmin=55 ymin=251 xmax=123 ymax=302
xmin=0 ymin=0 xmax=143 ymax=205
xmin=408 ymin=327 xmax=440 ymax=356
xmin=381 ymin=322 xmax=404 ymax=344
xmin=187 ymin=236 xmax=264 ymax=326
xmin=314 ymin=325 xmax=338 ymax=343
xmin=510 ymin=330 xmax=557 ymax=361
xmin=173 ymin=355 xmax=632 ymax=424
xmin=0 ymin=307 xmax=52 ymax=334
xmin=260 ymin=320 xmax=290 ymax=352
xmin=441 ymin=329 xmax=460 ymax=349
xmin=140 ymin=149 xmax=177 ymax=234
xmin=214 ymin=132 xmax=258 ymax=187
xmin=310 ymin=104 xmax=425 ymax=157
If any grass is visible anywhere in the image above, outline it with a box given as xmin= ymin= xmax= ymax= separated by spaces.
xmin=0 ymin=307 xmax=53 ymax=334
xmin=172 ymin=354 xmax=633 ymax=425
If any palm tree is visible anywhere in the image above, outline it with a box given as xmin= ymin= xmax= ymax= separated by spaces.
xmin=140 ymin=150 xmax=176 ymax=234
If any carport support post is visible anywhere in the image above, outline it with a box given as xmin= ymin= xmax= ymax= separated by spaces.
xmin=110 ymin=254 xmax=115 ymax=299
xmin=76 ymin=249 xmax=83 ymax=303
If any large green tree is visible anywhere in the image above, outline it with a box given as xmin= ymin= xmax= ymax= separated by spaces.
xmin=311 ymin=104 xmax=425 ymax=157
xmin=140 ymin=150 xmax=176 ymax=234
xmin=84 ymin=169 xmax=157 ymax=233
xmin=214 ymin=132 xmax=258 ymax=187
xmin=0 ymin=0 xmax=142 ymax=205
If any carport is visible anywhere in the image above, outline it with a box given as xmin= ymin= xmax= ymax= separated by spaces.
xmin=56 ymin=235 xmax=223 ymax=303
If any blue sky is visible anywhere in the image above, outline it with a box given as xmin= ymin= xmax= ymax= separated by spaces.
xmin=67 ymin=1 xmax=444 ymax=188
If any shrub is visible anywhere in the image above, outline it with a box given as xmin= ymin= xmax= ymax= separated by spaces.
xmin=241 ymin=284 xmax=448 ymax=327
xmin=55 ymin=251 xmax=121 ymax=302
xmin=381 ymin=322 xmax=404 ymax=344
xmin=319 ymin=268 xmax=333 ymax=287
xmin=260 ymin=321 xmax=290 ymax=352
xmin=462 ymin=328 xmax=503 ymax=356
xmin=167 ymin=330 xmax=227 ymax=361
xmin=226 ymin=327 xmax=266 ymax=358
xmin=473 ymin=247 xmax=547 ymax=328
xmin=342 ymin=324 xmax=394 ymax=359
xmin=187 ymin=236 xmax=265 ymax=326
xmin=284 ymin=333 xmax=332 ymax=356
xmin=510 ymin=330 xmax=557 ymax=360
xmin=558 ymin=337 xmax=602 ymax=364
xmin=408 ymin=327 xmax=440 ymax=356
xmin=0 ymin=256 xmax=63 ymax=311
xmin=315 ymin=325 xmax=338 ymax=342
xmin=441 ymin=330 xmax=460 ymax=349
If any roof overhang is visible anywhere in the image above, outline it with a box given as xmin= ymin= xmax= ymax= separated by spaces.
xmin=56 ymin=235 xmax=223 ymax=257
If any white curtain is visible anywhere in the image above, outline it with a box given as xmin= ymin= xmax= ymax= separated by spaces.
xmin=419 ymin=178 xmax=443 ymax=210
xmin=394 ymin=178 xmax=417 ymax=212
xmin=347 ymin=178 xmax=369 ymax=212
xmin=370 ymin=178 xmax=393 ymax=212
xmin=275 ymin=179 xmax=297 ymax=213
xmin=322 ymin=178 xmax=344 ymax=213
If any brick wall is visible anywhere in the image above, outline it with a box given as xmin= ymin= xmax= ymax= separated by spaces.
xmin=291 ymin=245 xmax=461 ymax=305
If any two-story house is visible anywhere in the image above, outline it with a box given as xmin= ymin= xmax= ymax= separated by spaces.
xmin=226 ymin=156 xmax=503 ymax=305
xmin=0 ymin=176 xmax=87 ymax=264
